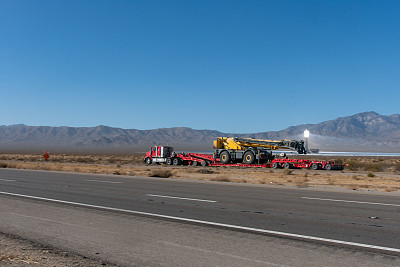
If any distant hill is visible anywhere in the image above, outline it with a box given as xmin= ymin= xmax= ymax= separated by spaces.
xmin=244 ymin=111 xmax=400 ymax=152
xmin=1 ymin=111 xmax=399 ymax=153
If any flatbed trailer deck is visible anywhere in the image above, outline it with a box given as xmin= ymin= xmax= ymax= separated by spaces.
xmin=144 ymin=145 xmax=345 ymax=170
xmin=209 ymin=163 xmax=272 ymax=168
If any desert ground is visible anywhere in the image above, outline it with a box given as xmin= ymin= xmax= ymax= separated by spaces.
xmin=0 ymin=232 xmax=114 ymax=266
xmin=0 ymin=153 xmax=399 ymax=193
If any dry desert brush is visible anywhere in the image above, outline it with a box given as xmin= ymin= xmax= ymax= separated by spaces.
xmin=149 ymin=170 xmax=173 ymax=178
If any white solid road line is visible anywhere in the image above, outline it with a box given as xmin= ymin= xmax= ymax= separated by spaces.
xmin=11 ymin=213 xmax=121 ymax=235
xmin=0 ymin=179 xmax=16 ymax=182
xmin=1 ymin=191 xmax=399 ymax=254
xmin=159 ymin=241 xmax=286 ymax=266
xmin=302 ymin=197 xmax=400 ymax=207
xmin=84 ymin=179 xmax=123 ymax=184
xmin=146 ymin=194 xmax=217 ymax=203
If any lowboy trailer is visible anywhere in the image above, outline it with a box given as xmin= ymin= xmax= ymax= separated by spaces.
xmin=144 ymin=145 xmax=345 ymax=170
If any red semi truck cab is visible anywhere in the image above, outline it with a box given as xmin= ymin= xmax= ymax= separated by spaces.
xmin=144 ymin=145 xmax=174 ymax=165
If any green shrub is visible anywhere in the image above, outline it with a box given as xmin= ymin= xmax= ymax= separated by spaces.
xmin=346 ymin=160 xmax=363 ymax=171
xmin=395 ymin=163 xmax=400 ymax=172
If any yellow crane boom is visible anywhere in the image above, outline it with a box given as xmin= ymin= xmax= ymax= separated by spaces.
xmin=213 ymin=137 xmax=306 ymax=154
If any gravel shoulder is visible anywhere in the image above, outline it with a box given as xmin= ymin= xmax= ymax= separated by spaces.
xmin=0 ymin=232 xmax=114 ymax=267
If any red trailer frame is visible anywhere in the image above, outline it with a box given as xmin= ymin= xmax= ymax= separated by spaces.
xmin=144 ymin=145 xmax=345 ymax=170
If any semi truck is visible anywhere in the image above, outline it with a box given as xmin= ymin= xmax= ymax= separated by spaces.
xmin=144 ymin=137 xmax=344 ymax=170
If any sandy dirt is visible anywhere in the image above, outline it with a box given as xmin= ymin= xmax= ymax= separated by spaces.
xmin=0 ymin=153 xmax=400 ymax=266
xmin=0 ymin=232 xmax=114 ymax=266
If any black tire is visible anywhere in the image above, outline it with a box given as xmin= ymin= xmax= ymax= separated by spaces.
xmin=201 ymin=161 xmax=208 ymax=166
xmin=243 ymin=151 xmax=255 ymax=164
xmin=325 ymin=164 xmax=332 ymax=170
xmin=173 ymin=158 xmax=181 ymax=166
xmin=192 ymin=161 xmax=198 ymax=166
xmin=166 ymin=158 xmax=173 ymax=165
xmin=284 ymin=162 xmax=291 ymax=169
xmin=311 ymin=163 xmax=318 ymax=170
xmin=220 ymin=151 xmax=231 ymax=164
xmin=272 ymin=162 xmax=279 ymax=169
xmin=145 ymin=157 xmax=152 ymax=165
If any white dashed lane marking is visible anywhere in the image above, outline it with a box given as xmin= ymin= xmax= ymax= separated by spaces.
xmin=302 ymin=197 xmax=400 ymax=207
xmin=146 ymin=194 xmax=217 ymax=203
xmin=1 ymin=191 xmax=399 ymax=254
xmin=84 ymin=179 xmax=123 ymax=184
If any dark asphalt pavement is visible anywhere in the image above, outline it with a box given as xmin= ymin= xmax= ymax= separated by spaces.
xmin=0 ymin=168 xmax=399 ymax=251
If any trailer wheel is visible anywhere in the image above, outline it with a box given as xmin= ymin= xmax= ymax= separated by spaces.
xmin=145 ymin=157 xmax=152 ymax=165
xmin=284 ymin=162 xmax=291 ymax=169
xmin=173 ymin=158 xmax=181 ymax=166
xmin=272 ymin=162 xmax=279 ymax=169
xmin=201 ymin=161 xmax=208 ymax=167
xmin=311 ymin=163 xmax=319 ymax=170
xmin=325 ymin=164 xmax=332 ymax=170
xmin=220 ymin=151 xmax=231 ymax=164
xmin=166 ymin=158 xmax=173 ymax=165
xmin=192 ymin=161 xmax=198 ymax=166
xmin=243 ymin=151 xmax=255 ymax=164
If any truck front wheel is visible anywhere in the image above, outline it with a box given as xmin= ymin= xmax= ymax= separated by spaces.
xmin=145 ymin=157 xmax=152 ymax=165
xmin=220 ymin=151 xmax=231 ymax=164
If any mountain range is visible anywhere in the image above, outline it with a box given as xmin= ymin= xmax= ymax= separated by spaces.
xmin=1 ymin=111 xmax=399 ymax=153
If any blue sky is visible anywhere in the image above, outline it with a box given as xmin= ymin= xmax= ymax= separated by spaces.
xmin=1 ymin=0 xmax=399 ymax=133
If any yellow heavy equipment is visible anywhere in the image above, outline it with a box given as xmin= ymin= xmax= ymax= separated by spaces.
xmin=213 ymin=137 xmax=306 ymax=164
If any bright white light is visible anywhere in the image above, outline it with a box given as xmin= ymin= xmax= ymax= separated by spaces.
xmin=304 ymin=130 xmax=310 ymax=138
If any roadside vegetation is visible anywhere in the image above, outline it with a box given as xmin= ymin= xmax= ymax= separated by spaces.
xmin=0 ymin=153 xmax=400 ymax=192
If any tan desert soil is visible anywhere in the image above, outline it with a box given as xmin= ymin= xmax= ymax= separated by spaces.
xmin=0 ymin=232 xmax=115 ymax=266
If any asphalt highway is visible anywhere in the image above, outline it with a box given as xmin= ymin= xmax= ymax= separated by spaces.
xmin=0 ymin=168 xmax=400 ymax=265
